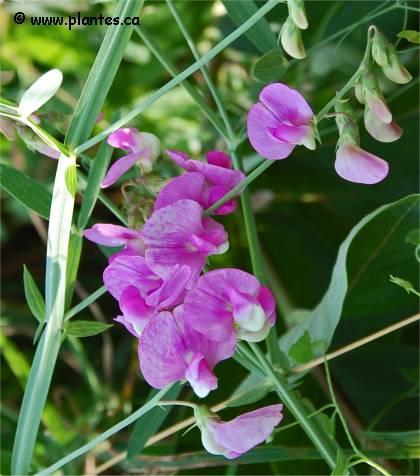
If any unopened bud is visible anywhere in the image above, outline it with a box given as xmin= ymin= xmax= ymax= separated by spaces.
xmin=354 ymin=82 xmax=365 ymax=104
xmin=382 ymin=48 xmax=412 ymax=84
xmin=371 ymin=30 xmax=389 ymax=67
xmin=335 ymin=99 xmax=359 ymax=146
xmin=364 ymin=106 xmax=402 ymax=143
xmin=362 ymin=72 xmax=392 ymax=124
xmin=280 ymin=16 xmax=306 ymax=59
xmin=287 ymin=0 xmax=308 ymax=30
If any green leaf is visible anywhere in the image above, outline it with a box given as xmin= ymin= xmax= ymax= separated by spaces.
xmin=64 ymin=164 xmax=77 ymax=198
xmin=288 ymin=330 xmax=314 ymax=364
xmin=280 ymin=195 xmax=419 ymax=361
xmin=0 ymin=164 xmax=51 ymax=219
xmin=397 ymin=30 xmax=420 ymax=44
xmin=362 ymin=430 xmax=420 ymax=449
xmin=17 ymin=69 xmax=63 ymax=118
xmin=405 ymin=228 xmax=420 ymax=246
xmin=222 ymin=0 xmax=278 ymax=53
xmin=65 ymin=321 xmax=113 ymax=338
xmin=390 ymin=275 xmax=419 ymax=296
xmin=127 ymin=384 xmax=182 ymax=460
xmin=252 ymin=47 xmax=285 ymax=82
xmin=23 ymin=265 xmax=45 ymax=323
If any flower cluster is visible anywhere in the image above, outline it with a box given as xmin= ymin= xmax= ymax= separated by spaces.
xmin=85 ymin=133 xmax=281 ymax=457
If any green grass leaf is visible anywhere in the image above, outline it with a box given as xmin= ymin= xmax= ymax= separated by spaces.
xmin=0 ymin=164 xmax=51 ymax=219
xmin=23 ymin=265 xmax=45 ymax=323
xmin=222 ymin=0 xmax=278 ymax=53
xmin=65 ymin=321 xmax=113 ymax=338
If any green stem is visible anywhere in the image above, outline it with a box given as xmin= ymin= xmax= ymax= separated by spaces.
xmin=35 ymin=385 xmax=173 ymax=476
xmin=134 ymin=26 xmax=227 ymax=138
xmin=249 ymin=342 xmax=339 ymax=470
xmin=64 ymin=285 xmax=107 ymax=321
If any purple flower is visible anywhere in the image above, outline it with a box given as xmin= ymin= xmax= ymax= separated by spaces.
xmin=335 ymin=142 xmax=389 ymax=185
xmin=102 ymin=128 xmax=160 ymax=188
xmin=194 ymin=404 xmax=283 ymax=459
xmin=184 ymin=268 xmax=276 ymax=343
xmin=114 ymin=286 xmax=154 ymax=338
xmin=247 ymin=83 xmax=315 ymax=161
xmin=139 ymin=307 xmax=236 ymax=397
xmin=142 ymin=199 xmax=229 ymax=287
xmin=161 ymin=150 xmax=245 ymax=215
xmin=84 ymin=223 xmax=145 ymax=261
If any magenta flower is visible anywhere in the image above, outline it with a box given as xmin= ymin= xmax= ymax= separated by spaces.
xmin=84 ymin=223 xmax=145 ymax=261
xmin=247 ymin=83 xmax=315 ymax=160
xmin=142 ymin=199 xmax=229 ymax=287
xmin=139 ymin=307 xmax=236 ymax=397
xmin=335 ymin=142 xmax=389 ymax=185
xmin=163 ymin=150 xmax=245 ymax=215
xmin=194 ymin=404 xmax=283 ymax=459
xmin=114 ymin=286 xmax=154 ymax=338
xmin=184 ymin=268 xmax=276 ymax=343
xmin=103 ymin=254 xmax=190 ymax=307
xmin=102 ymin=128 xmax=160 ymax=188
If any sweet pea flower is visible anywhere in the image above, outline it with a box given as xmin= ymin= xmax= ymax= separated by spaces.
xmin=184 ymin=268 xmax=276 ymax=343
xmin=103 ymin=254 xmax=190 ymax=307
xmin=162 ymin=150 xmax=245 ymax=214
xmin=84 ymin=223 xmax=145 ymax=261
xmin=142 ymin=199 xmax=229 ymax=287
xmin=102 ymin=128 xmax=160 ymax=188
xmin=247 ymin=83 xmax=315 ymax=161
xmin=114 ymin=286 xmax=154 ymax=338
xmin=194 ymin=404 xmax=283 ymax=459
xmin=139 ymin=307 xmax=236 ymax=398
xmin=364 ymin=107 xmax=402 ymax=143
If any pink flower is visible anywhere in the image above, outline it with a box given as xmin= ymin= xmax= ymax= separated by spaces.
xmin=103 ymin=254 xmax=190 ymax=307
xmin=247 ymin=83 xmax=315 ymax=160
xmin=139 ymin=307 xmax=236 ymax=397
xmin=194 ymin=404 xmax=283 ymax=459
xmin=184 ymin=268 xmax=276 ymax=343
xmin=161 ymin=150 xmax=245 ymax=215
xmin=142 ymin=199 xmax=229 ymax=287
xmin=102 ymin=128 xmax=160 ymax=188
xmin=335 ymin=141 xmax=389 ymax=185
xmin=114 ymin=286 xmax=154 ymax=338
xmin=84 ymin=223 xmax=145 ymax=261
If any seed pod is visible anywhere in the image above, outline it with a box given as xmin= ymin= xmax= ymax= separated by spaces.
xmin=287 ymin=0 xmax=308 ymax=30
xmin=280 ymin=16 xmax=306 ymax=59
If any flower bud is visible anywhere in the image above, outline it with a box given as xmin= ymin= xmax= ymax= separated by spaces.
xmin=354 ymin=82 xmax=365 ymax=104
xmin=382 ymin=48 xmax=412 ymax=84
xmin=362 ymin=72 xmax=392 ymax=124
xmin=364 ymin=106 xmax=402 ymax=143
xmin=334 ymin=99 xmax=359 ymax=146
xmin=371 ymin=30 xmax=389 ymax=67
xmin=287 ymin=0 xmax=308 ymax=30
xmin=280 ymin=16 xmax=306 ymax=59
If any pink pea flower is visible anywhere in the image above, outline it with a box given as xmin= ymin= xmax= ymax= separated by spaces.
xmin=139 ymin=307 xmax=236 ymax=398
xmin=335 ymin=142 xmax=389 ymax=185
xmin=103 ymin=254 xmax=190 ymax=306
xmin=163 ymin=150 xmax=245 ymax=215
xmin=364 ymin=108 xmax=402 ymax=143
xmin=84 ymin=223 xmax=145 ymax=261
xmin=247 ymin=83 xmax=315 ymax=160
xmin=102 ymin=128 xmax=160 ymax=188
xmin=184 ymin=268 xmax=276 ymax=343
xmin=194 ymin=404 xmax=283 ymax=459
xmin=114 ymin=286 xmax=154 ymax=338
xmin=142 ymin=199 xmax=229 ymax=287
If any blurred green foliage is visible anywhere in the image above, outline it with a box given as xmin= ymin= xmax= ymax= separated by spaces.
xmin=1 ymin=1 xmax=418 ymax=474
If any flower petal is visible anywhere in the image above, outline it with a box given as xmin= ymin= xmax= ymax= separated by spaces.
xmin=185 ymin=353 xmax=218 ymax=398
xmin=84 ymin=223 xmax=141 ymax=247
xmin=247 ymin=103 xmax=296 ymax=160
xmin=115 ymin=286 xmax=154 ymax=338
xmin=364 ymin=108 xmax=402 ymax=143
xmin=335 ymin=143 xmax=389 ymax=184
xmin=107 ymin=128 xmax=142 ymax=152
xmin=101 ymin=151 xmax=143 ymax=188
xmin=154 ymin=172 xmax=205 ymax=211
xmin=206 ymin=150 xmax=232 ymax=169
